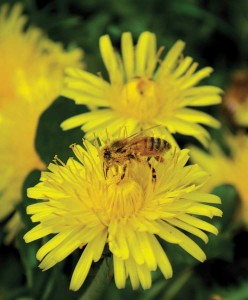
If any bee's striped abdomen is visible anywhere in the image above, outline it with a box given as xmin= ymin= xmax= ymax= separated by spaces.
xmin=152 ymin=137 xmax=161 ymax=150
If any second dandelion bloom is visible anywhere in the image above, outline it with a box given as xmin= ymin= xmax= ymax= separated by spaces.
xmin=24 ymin=136 xmax=222 ymax=291
xmin=190 ymin=132 xmax=248 ymax=226
xmin=61 ymin=31 xmax=222 ymax=146
xmin=0 ymin=3 xmax=83 ymax=242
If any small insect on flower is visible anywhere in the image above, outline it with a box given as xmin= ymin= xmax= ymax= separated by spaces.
xmin=101 ymin=131 xmax=171 ymax=181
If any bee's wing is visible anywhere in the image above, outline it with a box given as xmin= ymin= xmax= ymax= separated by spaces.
xmin=122 ymin=125 xmax=161 ymax=143
xmin=114 ymin=125 xmax=162 ymax=151
xmin=121 ymin=134 xmax=150 ymax=150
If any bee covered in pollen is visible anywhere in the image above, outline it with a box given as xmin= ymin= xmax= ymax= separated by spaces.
xmin=101 ymin=132 xmax=171 ymax=182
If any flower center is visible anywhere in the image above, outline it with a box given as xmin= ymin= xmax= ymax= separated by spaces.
xmin=98 ymin=177 xmax=145 ymax=224
xmin=89 ymin=163 xmax=150 ymax=225
xmin=113 ymin=78 xmax=161 ymax=121
xmin=106 ymin=179 xmax=144 ymax=220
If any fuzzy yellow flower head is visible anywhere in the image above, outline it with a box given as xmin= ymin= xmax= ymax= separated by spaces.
xmin=189 ymin=141 xmax=233 ymax=194
xmin=24 ymin=136 xmax=222 ymax=291
xmin=0 ymin=3 xmax=83 ymax=111
xmin=190 ymin=132 xmax=248 ymax=226
xmin=0 ymin=3 xmax=83 ymax=242
xmin=61 ymin=31 xmax=222 ymax=146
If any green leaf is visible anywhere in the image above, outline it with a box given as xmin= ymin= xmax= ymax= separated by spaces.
xmin=36 ymin=97 xmax=88 ymax=165
xmin=204 ymin=232 xmax=234 ymax=261
xmin=212 ymin=185 xmax=240 ymax=231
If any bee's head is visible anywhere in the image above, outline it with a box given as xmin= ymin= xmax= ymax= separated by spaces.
xmin=103 ymin=148 xmax=112 ymax=161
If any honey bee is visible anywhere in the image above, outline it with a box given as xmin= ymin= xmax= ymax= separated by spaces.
xmin=101 ymin=132 xmax=171 ymax=181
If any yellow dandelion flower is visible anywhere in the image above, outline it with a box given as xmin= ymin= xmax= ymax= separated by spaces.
xmin=61 ymin=31 xmax=222 ymax=146
xmin=0 ymin=3 xmax=83 ymax=241
xmin=24 ymin=137 xmax=222 ymax=291
xmin=0 ymin=3 xmax=83 ymax=110
xmin=189 ymin=142 xmax=233 ymax=194
xmin=189 ymin=133 xmax=248 ymax=225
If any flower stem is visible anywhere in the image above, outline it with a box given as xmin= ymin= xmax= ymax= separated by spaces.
xmin=79 ymin=257 xmax=113 ymax=300
xmin=162 ymin=268 xmax=192 ymax=300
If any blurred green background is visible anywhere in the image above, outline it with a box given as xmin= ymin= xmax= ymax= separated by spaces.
xmin=1 ymin=0 xmax=248 ymax=299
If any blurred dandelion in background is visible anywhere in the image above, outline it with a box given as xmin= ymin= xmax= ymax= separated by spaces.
xmin=0 ymin=3 xmax=83 ymax=242
xmin=61 ymin=31 xmax=222 ymax=146
xmin=190 ymin=132 xmax=248 ymax=227
xmin=24 ymin=136 xmax=222 ymax=291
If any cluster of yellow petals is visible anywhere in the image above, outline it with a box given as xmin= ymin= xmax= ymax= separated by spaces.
xmin=61 ymin=31 xmax=222 ymax=146
xmin=24 ymin=139 xmax=222 ymax=291
xmin=190 ymin=133 xmax=248 ymax=225
xmin=0 ymin=3 xmax=83 ymax=241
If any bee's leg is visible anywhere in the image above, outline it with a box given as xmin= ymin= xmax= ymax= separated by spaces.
xmin=150 ymin=164 xmax=157 ymax=182
xmin=103 ymin=162 xmax=107 ymax=179
xmin=114 ymin=164 xmax=119 ymax=176
xmin=155 ymin=155 xmax=164 ymax=163
xmin=103 ymin=162 xmax=111 ymax=179
xmin=147 ymin=157 xmax=156 ymax=182
xmin=120 ymin=164 xmax=127 ymax=180
xmin=104 ymin=165 xmax=120 ymax=180
xmin=104 ymin=167 xmax=109 ymax=179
